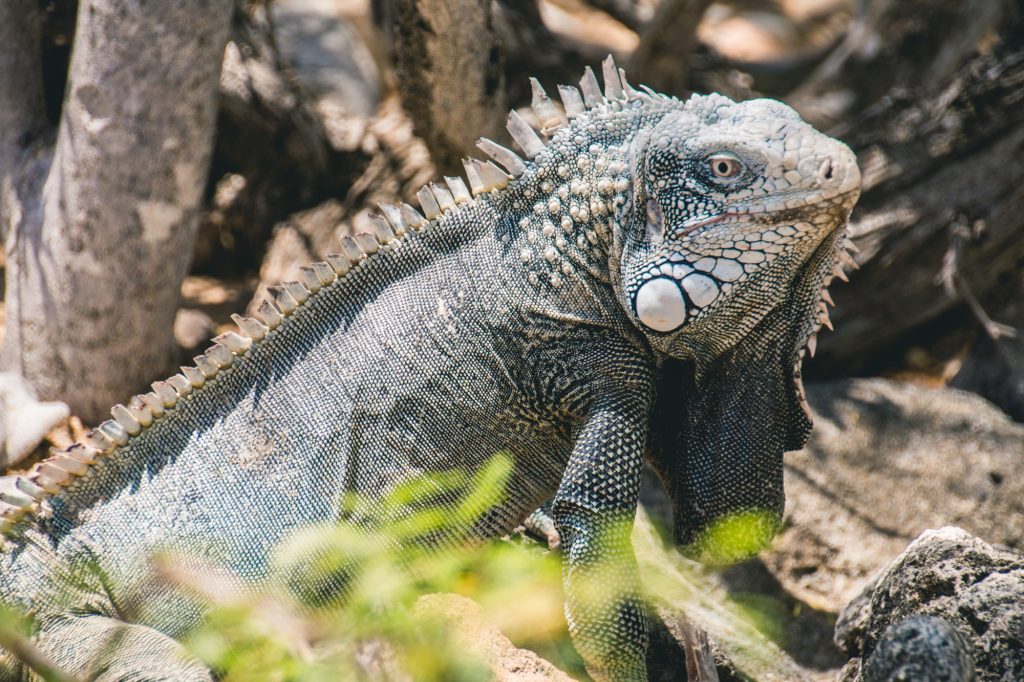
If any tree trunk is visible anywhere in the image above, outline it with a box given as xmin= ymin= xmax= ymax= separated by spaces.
xmin=375 ymin=0 xmax=507 ymax=176
xmin=630 ymin=0 xmax=713 ymax=97
xmin=0 ymin=0 xmax=46 ymax=192
xmin=0 ymin=0 xmax=234 ymax=423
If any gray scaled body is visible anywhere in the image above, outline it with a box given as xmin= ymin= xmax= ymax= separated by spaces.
xmin=0 ymin=58 xmax=860 ymax=681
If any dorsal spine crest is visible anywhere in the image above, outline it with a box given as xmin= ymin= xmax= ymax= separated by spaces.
xmin=0 ymin=56 xmax=674 ymax=541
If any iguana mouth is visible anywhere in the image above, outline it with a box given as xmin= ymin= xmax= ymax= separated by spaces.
xmin=678 ymin=187 xmax=860 ymax=237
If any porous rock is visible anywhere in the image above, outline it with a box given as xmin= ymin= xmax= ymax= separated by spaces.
xmin=834 ymin=526 xmax=1024 ymax=681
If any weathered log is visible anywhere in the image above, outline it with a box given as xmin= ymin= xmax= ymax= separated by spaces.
xmin=796 ymin=4 xmax=1024 ymax=407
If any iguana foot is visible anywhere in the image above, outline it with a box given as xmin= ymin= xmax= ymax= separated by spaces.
xmin=521 ymin=503 xmax=562 ymax=550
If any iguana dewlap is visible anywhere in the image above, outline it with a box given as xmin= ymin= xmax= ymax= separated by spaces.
xmin=0 ymin=58 xmax=859 ymax=681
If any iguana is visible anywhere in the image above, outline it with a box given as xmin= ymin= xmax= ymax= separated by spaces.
xmin=0 ymin=58 xmax=860 ymax=681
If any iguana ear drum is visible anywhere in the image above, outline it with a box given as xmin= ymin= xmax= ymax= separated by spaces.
xmin=634 ymin=277 xmax=687 ymax=332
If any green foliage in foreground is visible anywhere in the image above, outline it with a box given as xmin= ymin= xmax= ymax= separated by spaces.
xmin=2 ymin=455 xmax=803 ymax=681
xmin=177 ymin=455 xmax=584 ymax=681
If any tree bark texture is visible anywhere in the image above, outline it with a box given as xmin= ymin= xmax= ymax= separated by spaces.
xmin=376 ymin=0 xmax=507 ymax=177
xmin=802 ymin=3 xmax=1024 ymax=387
xmin=0 ymin=0 xmax=234 ymax=423
xmin=0 ymin=0 xmax=47 ymax=191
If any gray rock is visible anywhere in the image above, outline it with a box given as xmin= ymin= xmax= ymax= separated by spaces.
xmin=835 ymin=527 xmax=1024 ymax=682
xmin=861 ymin=615 xmax=975 ymax=682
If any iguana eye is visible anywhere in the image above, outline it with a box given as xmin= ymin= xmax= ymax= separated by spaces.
xmin=707 ymin=153 xmax=743 ymax=178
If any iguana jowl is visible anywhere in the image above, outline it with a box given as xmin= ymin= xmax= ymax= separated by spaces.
xmin=0 ymin=58 xmax=860 ymax=680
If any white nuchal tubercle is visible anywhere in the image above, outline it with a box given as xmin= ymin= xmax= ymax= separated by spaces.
xmin=681 ymin=273 xmax=720 ymax=308
xmin=634 ymin=278 xmax=687 ymax=332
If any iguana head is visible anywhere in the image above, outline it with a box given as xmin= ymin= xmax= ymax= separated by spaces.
xmin=612 ymin=94 xmax=861 ymax=564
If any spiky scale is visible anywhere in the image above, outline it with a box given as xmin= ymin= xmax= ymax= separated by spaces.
xmin=298 ymin=266 xmax=323 ymax=293
xmin=820 ymin=308 xmax=834 ymax=331
xmin=340 ymin=235 xmax=363 ymax=261
xmin=0 ymin=501 xmax=24 ymax=519
xmin=839 ymin=250 xmax=859 ymax=270
xmin=110 ymin=404 xmax=142 ymax=436
xmin=310 ymin=261 xmax=336 ymax=286
xmin=430 ymin=182 xmax=456 ymax=211
xmin=66 ymin=443 xmax=101 ymax=465
xmin=98 ymin=419 xmax=130 ymax=446
xmin=602 ymin=56 xmax=624 ymax=101
xmin=833 ymin=264 xmax=850 ymax=282
xmin=282 ymin=281 xmax=311 ymax=305
xmin=15 ymin=476 xmax=45 ymax=500
xmin=401 ymin=203 xmax=426 ymax=228
xmin=530 ymin=78 xmax=565 ymax=132
xmin=507 ymin=109 xmax=545 ymax=159
xmin=617 ymin=68 xmax=635 ymax=95
xmin=193 ymin=354 xmax=220 ymax=379
xmin=180 ymin=365 xmax=206 ymax=388
xmin=83 ymin=428 xmax=116 ymax=451
xmin=0 ymin=489 xmax=34 ymax=508
xmin=216 ymin=331 xmax=252 ymax=355
xmin=478 ymin=161 xmax=511 ymax=190
xmin=52 ymin=454 xmax=89 ymax=477
xmin=139 ymin=392 xmax=164 ymax=418
xmin=464 ymin=159 xmax=486 ymax=195
xmin=231 ymin=314 xmax=268 ymax=341
xmin=380 ymin=203 xmax=408 ymax=235
xmin=821 ymin=289 xmax=835 ymax=306
xmin=205 ymin=342 xmax=234 ymax=369
xmin=36 ymin=462 xmax=73 ymax=488
xmin=126 ymin=396 xmax=154 ymax=426
xmin=558 ymin=85 xmax=585 ymax=118
xmin=151 ymin=380 xmax=178 ymax=407
xmin=268 ymin=286 xmax=299 ymax=314
xmin=368 ymin=213 xmax=394 ymax=243
xmin=354 ymin=232 xmax=380 ymax=253
xmin=167 ymin=373 xmax=195 ymax=396
xmin=476 ymin=138 xmax=526 ymax=177
xmin=580 ymin=66 xmax=602 ymax=107
xmin=417 ymin=186 xmax=442 ymax=219
xmin=807 ymin=334 xmax=818 ymax=357
xmin=445 ymin=176 xmax=472 ymax=204
xmin=325 ymin=254 xmax=351 ymax=276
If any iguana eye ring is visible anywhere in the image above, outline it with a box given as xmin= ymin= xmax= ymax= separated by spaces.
xmin=707 ymin=153 xmax=743 ymax=178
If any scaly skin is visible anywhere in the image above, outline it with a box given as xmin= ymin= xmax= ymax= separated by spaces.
xmin=0 ymin=59 xmax=859 ymax=681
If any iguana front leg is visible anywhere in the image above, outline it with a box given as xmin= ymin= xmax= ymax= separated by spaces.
xmin=553 ymin=391 xmax=652 ymax=681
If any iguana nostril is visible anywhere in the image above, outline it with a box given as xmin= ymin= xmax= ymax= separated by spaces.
xmin=820 ymin=159 xmax=834 ymax=181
